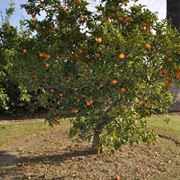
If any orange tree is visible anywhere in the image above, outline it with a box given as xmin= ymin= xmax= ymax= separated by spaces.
xmin=0 ymin=3 xmax=32 ymax=113
xmin=17 ymin=0 xmax=180 ymax=151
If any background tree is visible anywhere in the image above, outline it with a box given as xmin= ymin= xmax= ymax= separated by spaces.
xmin=15 ymin=0 xmax=180 ymax=152
xmin=0 ymin=2 xmax=21 ymax=113
xmin=0 ymin=2 xmax=32 ymax=114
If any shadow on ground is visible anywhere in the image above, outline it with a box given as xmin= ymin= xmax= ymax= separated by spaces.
xmin=0 ymin=151 xmax=18 ymax=178
xmin=18 ymin=149 xmax=95 ymax=165
xmin=0 ymin=151 xmax=18 ymax=167
xmin=0 ymin=149 xmax=96 ymax=179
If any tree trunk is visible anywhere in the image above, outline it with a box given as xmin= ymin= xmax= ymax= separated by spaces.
xmin=91 ymin=129 xmax=102 ymax=152
xmin=90 ymin=115 xmax=112 ymax=152
xmin=167 ymin=0 xmax=180 ymax=28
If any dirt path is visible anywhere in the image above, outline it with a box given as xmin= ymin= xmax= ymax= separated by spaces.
xmin=0 ymin=126 xmax=180 ymax=180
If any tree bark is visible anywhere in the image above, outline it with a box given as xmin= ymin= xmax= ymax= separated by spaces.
xmin=91 ymin=129 xmax=102 ymax=152
xmin=167 ymin=0 xmax=180 ymax=28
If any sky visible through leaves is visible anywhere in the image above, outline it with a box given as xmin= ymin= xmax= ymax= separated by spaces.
xmin=0 ymin=0 xmax=166 ymax=27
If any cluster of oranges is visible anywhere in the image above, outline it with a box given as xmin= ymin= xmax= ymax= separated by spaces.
xmin=95 ymin=37 xmax=126 ymax=60
xmin=176 ymin=70 xmax=180 ymax=80
xmin=39 ymin=52 xmax=51 ymax=69
xmin=162 ymin=74 xmax=174 ymax=88
xmin=118 ymin=17 xmax=130 ymax=23
xmin=39 ymin=52 xmax=51 ymax=59
xmin=110 ymin=80 xmax=127 ymax=92
xmin=31 ymin=32 xmax=178 ymax=112
xmin=59 ymin=93 xmax=64 ymax=99
xmin=70 ymin=100 xmax=94 ymax=114
xmin=76 ymin=0 xmax=82 ymax=6
xmin=58 ymin=92 xmax=94 ymax=113
xmin=161 ymin=57 xmax=179 ymax=88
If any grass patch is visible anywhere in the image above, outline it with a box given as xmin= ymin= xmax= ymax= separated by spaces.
xmin=0 ymin=119 xmax=70 ymax=148
xmin=0 ymin=120 xmax=48 ymax=147
xmin=147 ymin=115 xmax=180 ymax=139
xmin=0 ymin=115 xmax=179 ymax=148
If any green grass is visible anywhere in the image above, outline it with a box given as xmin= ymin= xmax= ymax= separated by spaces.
xmin=0 ymin=115 xmax=179 ymax=148
xmin=147 ymin=115 xmax=180 ymax=139
xmin=0 ymin=119 xmax=49 ymax=147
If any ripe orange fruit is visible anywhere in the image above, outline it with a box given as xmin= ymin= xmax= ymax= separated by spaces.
xmin=71 ymin=108 xmax=78 ymax=113
xmin=168 ymin=81 xmax=174 ymax=88
xmin=59 ymin=93 xmax=64 ymax=98
xmin=39 ymin=52 xmax=51 ymax=59
xmin=39 ymin=52 xmax=44 ymax=58
xmin=123 ymin=17 xmax=129 ymax=23
xmin=167 ymin=57 xmax=173 ymax=62
xmin=45 ymin=54 xmax=51 ymax=59
xmin=95 ymin=52 xmax=101 ymax=58
xmin=22 ymin=48 xmax=27 ymax=53
xmin=119 ymin=88 xmax=126 ymax=93
xmin=118 ymin=53 xmax=125 ymax=59
xmin=76 ymin=0 xmax=82 ymax=6
xmin=175 ymin=70 xmax=180 ymax=80
xmin=86 ymin=100 xmax=94 ymax=107
xmin=74 ymin=53 xmax=79 ymax=59
xmin=95 ymin=37 xmax=102 ymax=43
xmin=145 ymin=43 xmax=151 ymax=49
xmin=161 ymin=69 xmax=167 ymax=76
xmin=143 ymin=23 xmax=149 ymax=30
xmin=115 ymin=175 xmax=120 ymax=180
xmin=44 ymin=63 xmax=49 ymax=69
xmin=111 ymin=80 xmax=118 ymax=85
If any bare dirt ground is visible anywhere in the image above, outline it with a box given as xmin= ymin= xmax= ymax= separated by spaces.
xmin=0 ymin=125 xmax=180 ymax=180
